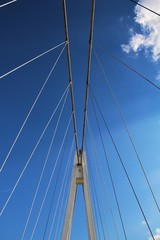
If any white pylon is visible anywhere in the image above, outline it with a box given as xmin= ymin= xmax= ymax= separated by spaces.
xmin=62 ymin=150 xmax=96 ymax=240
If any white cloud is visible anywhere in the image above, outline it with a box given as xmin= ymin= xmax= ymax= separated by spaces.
xmin=120 ymin=16 xmax=124 ymax=23
xmin=141 ymin=220 xmax=146 ymax=225
xmin=156 ymin=72 xmax=160 ymax=81
xmin=121 ymin=0 xmax=160 ymax=61
xmin=149 ymin=228 xmax=160 ymax=240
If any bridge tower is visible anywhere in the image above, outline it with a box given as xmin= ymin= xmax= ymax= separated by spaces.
xmin=62 ymin=150 xmax=96 ymax=240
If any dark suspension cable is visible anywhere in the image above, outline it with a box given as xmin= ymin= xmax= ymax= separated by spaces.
xmin=87 ymin=116 xmax=121 ymax=240
xmin=87 ymin=150 xmax=106 ymax=240
xmin=81 ymin=0 xmax=95 ymax=153
xmin=62 ymin=0 xmax=79 ymax=161
xmin=130 ymin=0 xmax=160 ymax=17
xmin=93 ymin=44 xmax=160 ymax=91
xmin=93 ymin=48 xmax=160 ymax=213
xmin=86 ymin=144 xmax=101 ymax=240
xmin=90 ymin=87 xmax=156 ymax=240
xmin=87 ymin=120 xmax=117 ymax=240
xmin=90 ymin=93 xmax=128 ymax=240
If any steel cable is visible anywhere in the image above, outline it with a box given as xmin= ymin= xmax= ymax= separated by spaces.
xmin=0 ymin=0 xmax=17 ymax=8
xmin=86 ymin=147 xmax=101 ymax=240
xmin=62 ymin=0 xmax=79 ymax=160
xmin=48 ymin=138 xmax=74 ymax=240
xmin=0 ymin=44 xmax=66 ymax=172
xmin=93 ymin=48 xmax=160 ymax=213
xmin=93 ymin=44 xmax=160 ymax=91
xmin=81 ymin=0 xmax=95 ymax=154
xmin=87 ymin=120 xmax=110 ymax=240
xmin=87 ymin=151 xmax=106 ymax=240
xmin=53 ymin=144 xmax=74 ymax=240
xmin=90 ymin=90 xmax=128 ymax=240
xmin=0 ymin=42 xmax=66 ymax=79
xmin=130 ymin=0 xmax=160 ymax=17
xmin=21 ymin=87 xmax=70 ymax=240
xmin=90 ymin=87 xmax=156 ymax=240
xmin=29 ymin=115 xmax=72 ymax=240
xmin=0 ymin=85 xmax=69 ymax=216
xmin=42 ymin=135 xmax=74 ymax=240
xmin=87 ymin=117 xmax=120 ymax=240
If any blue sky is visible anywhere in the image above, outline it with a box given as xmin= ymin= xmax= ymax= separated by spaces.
xmin=0 ymin=0 xmax=160 ymax=239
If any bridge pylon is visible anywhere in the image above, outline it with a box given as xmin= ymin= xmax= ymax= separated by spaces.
xmin=62 ymin=150 xmax=96 ymax=240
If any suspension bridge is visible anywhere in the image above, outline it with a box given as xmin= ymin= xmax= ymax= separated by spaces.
xmin=0 ymin=0 xmax=160 ymax=239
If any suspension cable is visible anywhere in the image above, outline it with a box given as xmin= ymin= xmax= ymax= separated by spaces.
xmin=90 ymin=87 xmax=156 ymax=240
xmin=81 ymin=0 xmax=95 ymax=154
xmin=93 ymin=48 xmax=160 ymax=213
xmin=62 ymin=0 xmax=79 ymax=160
xmin=42 ymin=136 xmax=74 ymax=240
xmin=90 ymin=91 xmax=128 ymax=240
xmin=53 ymin=138 xmax=74 ymax=240
xmin=54 ymin=181 xmax=70 ymax=240
xmin=93 ymin=44 xmax=160 ymax=91
xmin=42 ymin=141 xmax=67 ymax=240
xmin=87 ymin=117 xmax=120 ymax=240
xmin=0 ymin=0 xmax=17 ymax=8
xmin=87 ymin=160 xmax=101 ymax=240
xmin=0 ymin=42 xmax=66 ymax=79
xmin=48 ymin=138 xmax=74 ymax=240
xmin=29 ymin=114 xmax=72 ymax=240
xmin=86 ymin=145 xmax=101 ymax=240
xmin=56 ymin=176 xmax=71 ymax=240
xmin=130 ymin=0 xmax=160 ymax=17
xmin=0 ymin=84 xmax=69 ymax=216
xmin=87 ymin=120 xmax=110 ymax=240
xmin=0 ymin=44 xmax=66 ymax=173
xmin=58 ymin=150 xmax=75 ymax=240
xmin=87 ymin=150 xmax=106 ymax=240
xmin=21 ymin=87 xmax=70 ymax=240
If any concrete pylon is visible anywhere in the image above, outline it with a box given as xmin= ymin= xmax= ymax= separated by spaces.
xmin=62 ymin=150 xmax=96 ymax=240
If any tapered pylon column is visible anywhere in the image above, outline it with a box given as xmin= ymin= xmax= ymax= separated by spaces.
xmin=62 ymin=150 xmax=96 ymax=240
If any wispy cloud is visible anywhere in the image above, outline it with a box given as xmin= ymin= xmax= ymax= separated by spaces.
xmin=149 ymin=228 xmax=160 ymax=240
xmin=0 ymin=188 xmax=10 ymax=194
xmin=141 ymin=220 xmax=146 ymax=225
xmin=156 ymin=72 xmax=160 ymax=81
xmin=121 ymin=0 xmax=160 ymax=61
